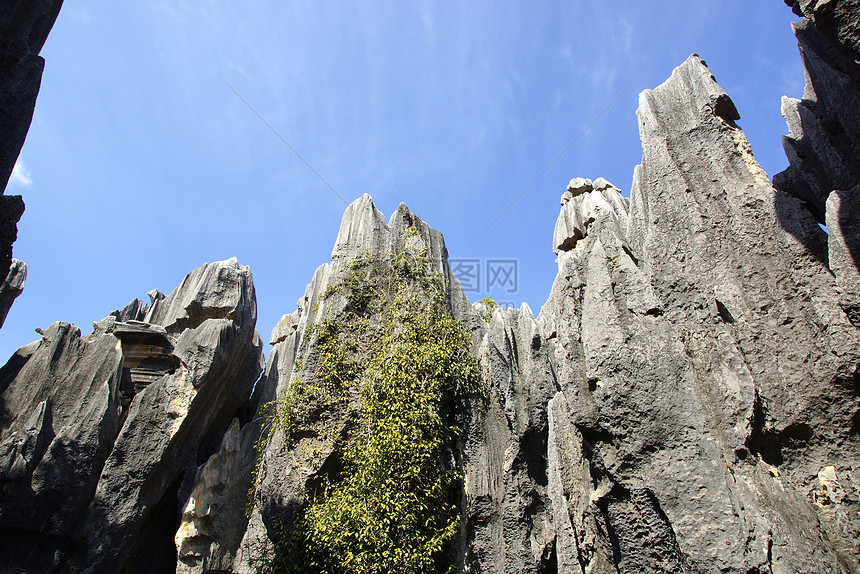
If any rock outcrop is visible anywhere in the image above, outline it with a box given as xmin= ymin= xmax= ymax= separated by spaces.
xmin=0 ymin=257 xmax=25 ymax=327
xmin=2 ymin=3 xmax=860 ymax=573
xmin=828 ymin=185 xmax=860 ymax=326
xmin=171 ymin=197 xmax=477 ymax=573
xmin=775 ymin=1 xmax=860 ymax=338
xmin=774 ymin=16 xmax=860 ymax=223
xmin=622 ymin=53 xmax=858 ymax=572
xmin=0 ymin=0 xmax=64 ymax=293
xmin=786 ymin=0 xmax=860 ymax=93
xmin=174 ymin=53 xmax=860 ymax=572
xmin=553 ymin=177 xmax=629 ymax=254
xmin=0 ymin=257 xmax=263 ymax=573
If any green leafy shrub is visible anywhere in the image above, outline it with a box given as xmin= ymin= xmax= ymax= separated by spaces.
xmin=256 ymin=229 xmax=482 ymax=574
xmin=478 ymin=297 xmax=498 ymax=323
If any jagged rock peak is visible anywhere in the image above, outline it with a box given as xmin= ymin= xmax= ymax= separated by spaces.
xmin=0 ymin=257 xmax=264 ymax=573
xmin=561 ymin=176 xmax=617 ymax=205
xmin=195 ymin=194 xmax=476 ymax=574
xmin=143 ymin=256 xmax=257 ymax=333
xmin=7 ymin=4 xmax=860 ymax=573
xmin=332 ymin=193 xmax=449 ymax=275
xmin=785 ymin=0 xmax=860 ymax=91
xmin=641 ymin=54 xmax=741 ymax=130
xmin=0 ymin=257 xmax=25 ymax=327
xmin=562 ymin=176 xmax=594 ymax=201
xmin=626 ymin=44 xmax=860 ymax=572
xmin=274 ymin=193 xmax=474 ymax=372
xmin=774 ymin=16 xmax=860 ymax=222
xmin=326 ymin=194 xmax=471 ymax=322
xmin=331 ymin=193 xmax=387 ymax=262
xmin=553 ymin=177 xmax=628 ymax=254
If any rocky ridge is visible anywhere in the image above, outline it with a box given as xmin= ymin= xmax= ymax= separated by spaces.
xmin=1 ymin=2 xmax=859 ymax=573
xmin=0 ymin=258 xmax=263 ymax=573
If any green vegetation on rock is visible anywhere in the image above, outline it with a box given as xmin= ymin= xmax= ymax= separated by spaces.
xmin=257 ymin=231 xmax=483 ymax=574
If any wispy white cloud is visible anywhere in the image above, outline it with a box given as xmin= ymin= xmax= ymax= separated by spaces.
xmin=9 ymin=160 xmax=32 ymax=187
xmin=612 ymin=16 xmax=633 ymax=58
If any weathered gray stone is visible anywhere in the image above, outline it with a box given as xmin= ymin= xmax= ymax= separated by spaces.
xmin=222 ymin=197 xmax=477 ymax=573
xmin=542 ymin=165 xmax=751 ymax=572
xmin=553 ymin=178 xmax=629 ymax=254
xmin=458 ymin=301 xmax=558 ymax=573
xmin=625 ymin=53 xmax=860 ymax=572
xmin=530 ymin=47 xmax=860 ymax=573
xmin=175 ymin=417 xmax=262 ymax=574
xmin=785 ymin=0 xmax=860 ymax=92
xmin=827 ymin=185 xmax=860 ymax=327
xmin=170 ymin=11 xmax=860 ymax=572
xmin=5 ymin=5 xmax=860 ymax=573
xmin=548 ymin=392 xmax=608 ymax=574
xmin=179 ymin=197 xmax=555 ymax=573
xmin=0 ymin=322 xmax=123 ymax=572
xmin=0 ymin=258 xmax=263 ymax=573
xmin=774 ymin=19 xmax=860 ymax=222
xmin=0 ymin=257 xmax=25 ymax=327
xmin=0 ymin=0 xmax=64 ymax=283
xmin=111 ymin=297 xmax=145 ymax=322
xmin=84 ymin=258 xmax=263 ymax=574
xmin=144 ymin=257 xmax=257 ymax=333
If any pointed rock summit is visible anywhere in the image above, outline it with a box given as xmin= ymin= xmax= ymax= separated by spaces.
xmin=2 ymin=4 xmax=860 ymax=573
xmin=553 ymin=177 xmax=628 ymax=253
xmin=0 ymin=258 xmax=264 ymax=573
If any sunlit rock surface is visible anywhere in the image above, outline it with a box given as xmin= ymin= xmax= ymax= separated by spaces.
xmin=2 ymin=3 xmax=860 ymax=573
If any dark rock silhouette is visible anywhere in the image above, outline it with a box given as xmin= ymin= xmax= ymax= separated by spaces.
xmin=0 ymin=0 xmax=64 ymax=324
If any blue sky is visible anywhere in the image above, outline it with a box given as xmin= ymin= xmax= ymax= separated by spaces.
xmin=2 ymin=1 xmax=804 ymax=360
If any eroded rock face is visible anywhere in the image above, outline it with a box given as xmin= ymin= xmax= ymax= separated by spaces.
xmin=0 ymin=257 xmax=25 ymax=327
xmin=175 ymin=197 xmax=561 ymax=574
xmin=0 ymin=258 xmax=263 ymax=573
xmin=459 ymin=300 xmax=558 ymax=574
xmin=785 ymin=0 xmax=860 ymax=93
xmin=553 ymin=178 xmax=629 ymax=254
xmin=774 ymin=18 xmax=860 ymax=222
xmin=0 ymin=0 xmax=64 ymax=288
xmin=624 ymin=53 xmax=860 ymax=572
xmin=177 ymin=26 xmax=860 ymax=574
xmin=172 ymin=197 xmax=474 ymax=573
xmin=3 ymin=4 xmax=860 ymax=574
xmin=776 ymin=2 xmax=860 ymax=330
xmin=827 ymin=185 xmax=860 ymax=326
xmin=0 ymin=322 xmax=123 ymax=571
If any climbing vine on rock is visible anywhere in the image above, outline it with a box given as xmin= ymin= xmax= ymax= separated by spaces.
xmin=258 ymin=229 xmax=483 ymax=574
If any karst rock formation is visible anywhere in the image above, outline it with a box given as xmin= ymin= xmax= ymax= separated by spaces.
xmin=1 ymin=2 xmax=860 ymax=573
xmin=0 ymin=0 xmax=64 ymax=327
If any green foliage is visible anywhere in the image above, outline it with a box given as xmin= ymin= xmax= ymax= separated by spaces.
xmin=478 ymin=297 xmax=498 ymax=323
xmin=257 ymin=229 xmax=482 ymax=574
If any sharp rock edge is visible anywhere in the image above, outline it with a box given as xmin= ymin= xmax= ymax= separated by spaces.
xmin=0 ymin=0 xmax=64 ymax=309
xmin=1 ymin=3 xmax=860 ymax=574
xmin=0 ymin=257 xmax=264 ymax=573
